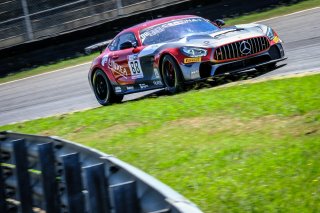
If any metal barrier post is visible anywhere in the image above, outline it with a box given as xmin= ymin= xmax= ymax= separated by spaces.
xmin=111 ymin=181 xmax=139 ymax=213
xmin=0 ymin=143 xmax=7 ymax=213
xmin=20 ymin=0 xmax=34 ymax=40
xmin=38 ymin=142 xmax=60 ymax=213
xmin=116 ymin=0 xmax=124 ymax=15
xmin=62 ymin=152 xmax=85 ymax=213
xmin=12 ymin=139 xmax=33 ymax=213
xmin=84 ymin=163 xmax=111 ymax=213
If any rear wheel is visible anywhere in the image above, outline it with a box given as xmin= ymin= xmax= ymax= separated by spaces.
xmin=92 ymin=70 xmax=123 ymax=105
xmin=161 ymin=55 xmax=184 ymax=94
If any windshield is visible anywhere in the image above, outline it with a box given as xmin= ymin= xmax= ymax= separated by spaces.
xmin=140 ymin=18 xmax=219 ymax=45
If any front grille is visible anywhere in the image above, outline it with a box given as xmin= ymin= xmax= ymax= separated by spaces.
xmin=214 ymin=36 xmax=270 ymax=61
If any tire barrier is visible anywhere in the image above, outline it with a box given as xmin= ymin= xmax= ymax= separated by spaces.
xmin=84 ymin=40 xmax=112 ymax=55
xmin=0 ymin=131 xmax=202 ymax=213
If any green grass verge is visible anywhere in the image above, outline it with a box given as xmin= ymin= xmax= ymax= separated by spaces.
xmin=1 ymin=0 xmax=319 ymax=84
xmin=1 ymin=74 xmax=320 ymax=212
xmin=226 ymin=0 xmax=320 ymax=25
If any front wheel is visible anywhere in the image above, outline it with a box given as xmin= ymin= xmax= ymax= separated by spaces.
xmin=161 ymin=55 xmax=184 ymax=94
xmin=92 ymin=70 xmax=123 ymax=106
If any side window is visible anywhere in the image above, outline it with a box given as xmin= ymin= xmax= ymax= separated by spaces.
xmin=108 ymin=37 xmax=119 ymax=51
xmin=117 ymin=33 xmax=137 ymax=50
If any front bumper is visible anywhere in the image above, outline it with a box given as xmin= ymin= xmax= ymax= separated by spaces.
xmin=180 ymin=43 xmax=286 ymax=81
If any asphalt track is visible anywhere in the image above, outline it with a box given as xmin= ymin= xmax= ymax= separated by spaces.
xmin=0 ymin=8 xmax=320 ymax=126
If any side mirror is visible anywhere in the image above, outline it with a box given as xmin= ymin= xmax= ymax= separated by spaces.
xmin=120 ymin=41 xmax=136 ymax=50
xmin=215 ymin=19 xmax=225 ymax=27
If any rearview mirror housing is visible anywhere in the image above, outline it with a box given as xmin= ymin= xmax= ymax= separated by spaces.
xmin=120 ymin=41 xmax=134 ymax=50
xmin=120 ymin=41 xmax=137 ymax=50
xmin=215 ymin=19 xmax=225 ymax=27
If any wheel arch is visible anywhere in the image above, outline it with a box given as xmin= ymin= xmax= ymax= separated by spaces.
xmin=159 ymin=52 xmax=185 ymax=81
xmin=89 ymin=67 xmax=99 ymax=85
xmin=90 ymin=66 xmax=117 ymax=87
xmin=159 ymin=53 xmax=182 ymax=73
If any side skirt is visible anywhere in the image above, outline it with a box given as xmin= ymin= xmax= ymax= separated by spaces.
xmin=112 ymin=82 xmax=164 ymax=95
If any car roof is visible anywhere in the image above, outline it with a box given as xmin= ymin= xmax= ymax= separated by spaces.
xmin=120 ymin=15 xmax=199 ymax=34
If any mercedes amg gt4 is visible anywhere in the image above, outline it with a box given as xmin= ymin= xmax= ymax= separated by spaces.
xmin=88 ymin=15 xmax=286 ymax=105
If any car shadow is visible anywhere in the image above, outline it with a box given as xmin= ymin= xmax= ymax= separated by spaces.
xmin=195 ymin=64 xmax=287 ymax=89
xmin=117 ymin=64 xmax=287 ymax=105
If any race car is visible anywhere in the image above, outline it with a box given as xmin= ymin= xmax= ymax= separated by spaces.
xmin=88 ymin=15 xmax=286 ymax=105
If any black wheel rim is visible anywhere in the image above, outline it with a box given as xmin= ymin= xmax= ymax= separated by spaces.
xmin=164 ymin=60 xmax=175 ymax=87
xmin=95 ymin=74 xmax=108 ymax=100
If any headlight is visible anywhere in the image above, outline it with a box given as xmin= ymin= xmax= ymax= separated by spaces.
xmin=180 ymin=47 xmax=207 ymax=57
xmin=266 ymin=27 xmax=275 ymax=40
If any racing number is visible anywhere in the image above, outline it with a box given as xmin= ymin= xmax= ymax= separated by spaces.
xmin=128 ymin=56 xmax=143 ymax=79
xmin=134 ymin=61 xmax=140 ymax=73
xmin=129 ymin=61 xmax=141 ymax=74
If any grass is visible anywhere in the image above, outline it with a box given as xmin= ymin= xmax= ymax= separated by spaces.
xmin=1 ymin=74 xmax=320 ymax=212
xmin=1 ymin=0 xmax=319 ymax=84
xmin=226 ymin=0 xmax=320 ymax=25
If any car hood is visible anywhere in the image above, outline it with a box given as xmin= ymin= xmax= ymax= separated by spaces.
xmin=180 ymin=24 xmax=266 ymax=47
xmin=138 ymin=24 xmax=268 ymax=57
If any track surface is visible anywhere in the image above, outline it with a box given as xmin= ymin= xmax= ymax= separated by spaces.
xmin=0 ymin=8 xmax=320 ymax=126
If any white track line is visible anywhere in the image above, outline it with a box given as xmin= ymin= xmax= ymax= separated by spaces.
xmin=255 ymin=6 xmax=320 ymax=23
xmin=0 ymin=62 xmax=91 ymax=86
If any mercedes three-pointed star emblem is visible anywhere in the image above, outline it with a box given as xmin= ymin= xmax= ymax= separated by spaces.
xmin=240 ymin=41 xmax=252 ymax=55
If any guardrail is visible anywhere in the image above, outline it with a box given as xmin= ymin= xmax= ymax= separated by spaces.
xmin=0 ymin=131 xmax=202 ymax=213
xmin=0 ymin=0 xmax=190 ymax=50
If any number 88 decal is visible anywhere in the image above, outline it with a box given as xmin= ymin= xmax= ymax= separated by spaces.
xmin=128 ymin=55 xmax=144 ymax=79
xmin=134 ymin=61 xmax=140 ymax=74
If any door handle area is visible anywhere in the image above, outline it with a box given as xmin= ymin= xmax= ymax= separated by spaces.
xmin=112 ymin=55 xmax=119 ymax=59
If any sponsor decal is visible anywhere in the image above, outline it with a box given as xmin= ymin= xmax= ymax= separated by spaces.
xmin=191 ymin=69 xmax=200 ymax=79
xmin=109 ymin=61 xmax=128 ymax=79
xmin=128 ymin=54 xmax=144 ymax=79
xmin=102 ymin=54 xmax=128 ymax=79
xmin=153 ymin=80 xmax=163 ymax=86
xmin=128 ymin=55 xmax=138 ymax=61
xmin=273 ymin=36 xmax=280 ymax=43
xmin=152 ymin=68 xmax=160 ymax=79
xmin=184 ymin=57 xmax=201 ymax=64
xmin=140 ymin=18 xmax=203 ymax=43
xmin=101 ymin=54 xmax=109 ymax=66
xmin=115 ymin=86 xmax=122 ymax=93
xmin=126 ymin=86 xmax=134 ymax=91
xmin=139 ymin=83 xmax=148 ymax=89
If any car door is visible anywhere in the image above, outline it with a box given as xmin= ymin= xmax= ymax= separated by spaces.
xmin=110 ymin=32 xmax=143 ymax=85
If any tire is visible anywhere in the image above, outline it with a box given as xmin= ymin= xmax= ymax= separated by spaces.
xmin=92 ymin=70 xmax=123 ymax=106
xmin=161 ymin=55 xmax=184 ymax=94
xmin=255 ymin=63 xmax=277 ymax=72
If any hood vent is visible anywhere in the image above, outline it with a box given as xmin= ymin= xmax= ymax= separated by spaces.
xmin=186 ymin=34 xmax=213 ymax=42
